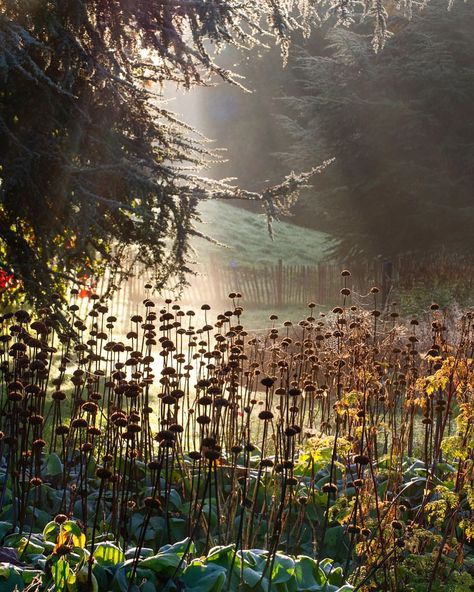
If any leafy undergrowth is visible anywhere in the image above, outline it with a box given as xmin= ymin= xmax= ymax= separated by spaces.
xmin=0 ymin=532 xmax=353 ymax=592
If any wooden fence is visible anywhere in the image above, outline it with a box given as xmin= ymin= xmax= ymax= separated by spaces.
xmin=76 ymin=252 xmax=474 ymax=321
xmin=104 ymin=259 xmax=394 ymax=317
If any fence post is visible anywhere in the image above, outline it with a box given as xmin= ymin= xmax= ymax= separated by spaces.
xmin=277 ymin=259 xmax=283 ymax=307
xmin=382 ymin=259 xmax=393 ymax=310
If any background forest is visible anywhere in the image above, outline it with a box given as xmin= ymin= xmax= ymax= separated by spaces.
xmin=190 ymin=0 xmax=474 ymax=260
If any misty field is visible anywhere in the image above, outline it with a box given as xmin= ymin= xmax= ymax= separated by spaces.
xmin=1 ymin=276 xmax=474 ymax=592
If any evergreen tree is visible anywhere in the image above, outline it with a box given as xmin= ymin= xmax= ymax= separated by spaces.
xmin=277 ymin=1 xmax=474 ymax=260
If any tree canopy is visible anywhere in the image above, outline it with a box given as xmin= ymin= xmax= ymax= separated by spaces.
xmin=0 ymin=0 xmax=455 ymax=303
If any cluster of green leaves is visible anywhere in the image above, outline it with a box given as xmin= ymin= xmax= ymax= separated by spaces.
xmin=0 ymin=525 xmax=355 ymax=592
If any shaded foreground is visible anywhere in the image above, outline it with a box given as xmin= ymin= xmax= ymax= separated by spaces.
xmin=1 ymin=278 xmax=474 ymax=591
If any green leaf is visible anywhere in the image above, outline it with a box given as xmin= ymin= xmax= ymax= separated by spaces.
xmin=169 ymin=488 xmax=183 ymax=509
xmin=271 ymin=553 xmax=295 ymax=584
xmin=0 ymin=521 xmax=13 ymax=543
xmin=93 ymin=542 xmax=125 ymax=566
xmin=206 ymin=544 xmax=238 ymax=570
xmin=158 ymin=538 xmax=194 ymax=558
xmin=125 ymin=547 xmax=154 ymax=560
xmin=52 ymin=557 xmax=70 ymax=590
xmin=45 ymin=453 xmax=63 ymax=477
xmin=294 ymin=556 xmax=326 ymax=591
xmin=327 ymin=565 xmax=344 ymax=586
xmin=43 ymin=520 xmax=60 ymax=542
xmin=0 ymin=565 xmax=24 ymax=592
xmin=181 ymin=561 xmax=227 ymax=592
xmin=139 ymin=551 xmax=182 ymax=575
xmin=62 ymin=520 xmax=86 ymax=549
xmin=17 ymin=535 xmax=45 ymax=556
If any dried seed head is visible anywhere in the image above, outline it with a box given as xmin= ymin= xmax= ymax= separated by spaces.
xmin=347 ymin=525 xmax=361 ymax=535
xmin=54 ymin=514 xmax=68 ymax=524
xmin=96 ymin=467 xmax=112 ymax=480
xmin=354 ymin=454 xmax=370 ymax=466
xmin=144 ymin=497 xmax=162 ymax=511
xmin=71 ymin=418 xmax=88 ymax=429
xmin=322 ymin=482 xmax=338 ymax=494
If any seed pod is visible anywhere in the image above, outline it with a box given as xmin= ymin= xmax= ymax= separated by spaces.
xmin=148 ymin=460 xmax=162 ymax=471
xmin=196 ymin=415 xmax=211 ymax=425
xmin=54 ymin=514 xmax=68 ymax=524
xmin=82 ymin=401 xmax=98 ymax=413
xmin=96 ymin=467 xmax=112 ymax=480
xmin=354 ymin=454 xmax=370 ymax=466
xmin=322 ymin=482 xmax=338 ymax=494
xmin=144 ymin=497 xmax=162 ymax=511
xmin=347 ymin=525 xmax=361 ymax=534
xmin=29 ymin=414 xmax=44 ymax=426
xmin=204 ymin=449 xmax=220 ymax=461
xmin=289 ymin=388 xmax=301 ymax=397
xmin=52 ymin=391 xmax=66 ymax=401
xmin=32 ymin=438 xmax=46 ymax=450
xmin=71 ymin=418 xmax=88 ymax=429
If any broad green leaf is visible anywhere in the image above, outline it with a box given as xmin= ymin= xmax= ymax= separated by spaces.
xmin=206 ymin=544 xmax=238 ymax=569
xmin=139 ymin=551 xmax=182 ymax=574
xmin=43 ymin=520 xmax=60 ymax=542
xmin=52 ymin=557 xmax=70 ymax=590
xmin=0 ymin=565 xmax=24 ymax=592
xmin=45 ymin=453 xmax=63 ymax=477
xmin=294 ymin=556 xmax=326 ymax=590
xmin=125 ymin=547 xmax=154 ymax=560
xmin=62 ymin=521 xmax=86 ymax=549
xmin=17 ymin=535 xmax=45 ymax=556
xmin=158 ymin=538 xmax=195 ymax=558
xmin=0 ymin=521 xmax=13 ymax=543
xmin=181 ymin=561 xmax=227 ymax=592
xmin=271 ymin=553 xmax=295 ymax=584
xmin=93 ymin=542 xmax=125 ymax=566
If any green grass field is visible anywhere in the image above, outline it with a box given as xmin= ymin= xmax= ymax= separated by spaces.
xmin=192 ymin=200 xmax=333 ymax=268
